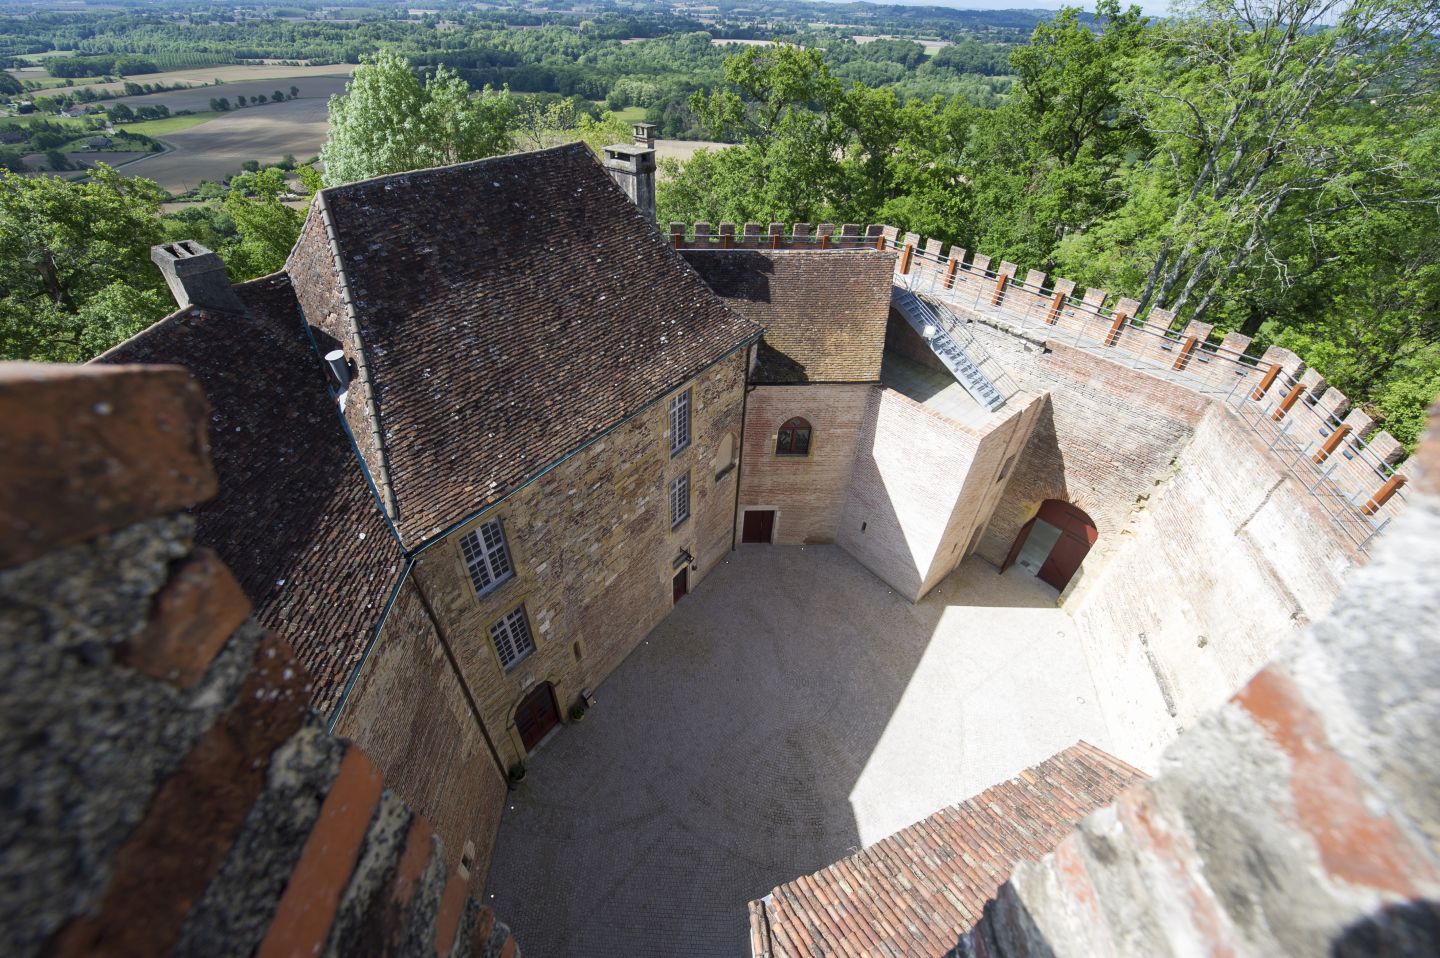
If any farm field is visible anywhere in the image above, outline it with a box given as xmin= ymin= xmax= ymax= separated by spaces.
xmin=111 ymin=73 xmax=351 ymax=114
xmin=73 ymin=62 xmax=357 ymax=97
xmin=853 ymin=34 xmax=952 ymax=54
xmin=654 ymin=138 xmax=728 ymax=163
xmin=120 ymin=113 xmax=219 ymax=136
xmin=117 ymin=96 xmax=330 ymax=193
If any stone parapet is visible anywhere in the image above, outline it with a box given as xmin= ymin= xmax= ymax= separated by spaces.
xmin=0 ymin=362 xmax=518 ymax=958
xmin=954 ymin=407 xmax=1440 ymax=957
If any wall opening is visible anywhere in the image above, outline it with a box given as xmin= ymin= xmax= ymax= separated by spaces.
xmin=1000 ymin=500 xmax=1097 ymax=593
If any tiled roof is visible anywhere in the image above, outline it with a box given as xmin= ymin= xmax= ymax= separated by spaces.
xmin=752 ymin=741 xmax=1145 ymax=957
xmin=681 ymin=248 xmax=893 ymax=384
xmin=309 ymin=143 xmax=761 ymax=545
xmin=95 ymin=274 xmax=406 ymax=717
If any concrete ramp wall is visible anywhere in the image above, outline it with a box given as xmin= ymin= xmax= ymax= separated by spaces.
xmin=838 ymin=387 xmax=1041 ymax=601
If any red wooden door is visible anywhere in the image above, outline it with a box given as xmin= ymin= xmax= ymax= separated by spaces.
xmin=742 ymin=509 xmax=775 ymax=543
xmin=515 ymin=682 xmax=560 ymax=752
xmin=672 ymin=568 xmax=688 ymax=604
xmin=1038 ymin=533 xmax=1090 ymax=591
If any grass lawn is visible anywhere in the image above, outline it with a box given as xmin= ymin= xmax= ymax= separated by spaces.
xmin=610 ymin=105 xmax=648 ymax=123
xmin=121 ymin=112 xmax=218 ymax=136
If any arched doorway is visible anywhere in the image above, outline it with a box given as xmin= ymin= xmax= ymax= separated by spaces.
xmin=515 ymin=682 xmax=561 ymax=753
xmin=1001 ymin=500 xmax=1098 ymax=592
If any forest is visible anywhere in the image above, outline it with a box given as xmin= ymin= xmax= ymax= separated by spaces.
xmin=1 ymin=0 xmax=1436 ymax=445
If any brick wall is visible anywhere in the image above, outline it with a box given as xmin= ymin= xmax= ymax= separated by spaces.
xmin=333 ymin=576 xmax=510 ymax=887
xmin=737 ymin=383 xmax=872 ymax=544
xmin=0 ymin=362 xmax=517 ymax=958
xmin=410 ymin=353 xmax=747 ymax=770
xmin=957 ymin=412 xmax=1440 ymax=957
xmin=971 ymin=331 xmax=1206 ymax=591
xmin=1068 ymin=403 xmax=1356 ymax=767
xmin=836 ymin=388 xmax=1040 ymax=601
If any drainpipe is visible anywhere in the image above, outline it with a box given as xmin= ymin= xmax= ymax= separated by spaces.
xmin=732 ymin=348 xmax=754 ymax=551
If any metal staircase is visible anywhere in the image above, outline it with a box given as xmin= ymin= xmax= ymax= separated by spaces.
xmin=891 ymin=285 xmax=1013 ymax=411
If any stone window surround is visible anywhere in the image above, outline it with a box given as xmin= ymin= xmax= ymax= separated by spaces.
xmin=456 ymin=516 xmax=517 ymax=602
xmin=669 ymin=388 xmax=692 ymax=457
xmin=670 ymin=470 xmax=691 ymax=529
xmin=487 ymin=602 xmax=537 ymax=673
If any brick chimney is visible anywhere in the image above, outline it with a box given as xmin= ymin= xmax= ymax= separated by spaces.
xmin=602 ymin=125 xmax=658 ymax=222
xmin=151 ymin=241 xmax=245 ymax=314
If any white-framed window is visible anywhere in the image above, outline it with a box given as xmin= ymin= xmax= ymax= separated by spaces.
xmin=670 ymin=471 xmax=691 ymax=528
xmin=459 ymin=519 xmax=514 ymax=597
xmin=488 ymin=606 xmax=536 ymax=672
xmin=669 ymin=389 xmax=691 ymax=456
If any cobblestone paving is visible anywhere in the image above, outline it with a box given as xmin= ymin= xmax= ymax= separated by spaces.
xmin=484 ymin=545 xmax=1117 ymax=957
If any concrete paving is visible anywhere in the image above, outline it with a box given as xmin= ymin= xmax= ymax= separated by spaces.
xmin=483 ymin=545 xmax=1120 ymax=957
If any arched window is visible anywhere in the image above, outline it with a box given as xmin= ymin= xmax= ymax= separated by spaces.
xmin=714 ymin=431 xmax=738 ymax=480
xmin=776 ymin=417 xmax=812 ymax=456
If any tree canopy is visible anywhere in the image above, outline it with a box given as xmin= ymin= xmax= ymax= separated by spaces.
xmin=320 ymin=50 xmax=517 ymax=186
xmin=659 ymin=0 xmax=1440 ymax=446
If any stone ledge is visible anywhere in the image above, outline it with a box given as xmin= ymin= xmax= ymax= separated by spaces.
xmin=0 ymin=362 xmax=216 ymax=570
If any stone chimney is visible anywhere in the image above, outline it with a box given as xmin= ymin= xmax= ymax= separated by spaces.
xmin=602 ymin=126 xmax=658 ymax=222
xmin=151 ymin=241 xmax=245 ymax=314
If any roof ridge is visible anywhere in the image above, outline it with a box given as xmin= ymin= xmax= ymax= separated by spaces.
xmin=315 ymin=142 xmax=592 ymax=201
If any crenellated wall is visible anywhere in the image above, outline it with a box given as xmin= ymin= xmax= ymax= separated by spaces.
xmin=671 ymin=220 xmax=1412 ymax=541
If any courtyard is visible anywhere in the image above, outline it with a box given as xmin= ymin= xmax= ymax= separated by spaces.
xmin=483 ymin=545 xmax=1120 ymax=956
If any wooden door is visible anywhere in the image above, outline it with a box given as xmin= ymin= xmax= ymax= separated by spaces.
xmin=672 ymin=568 xmax=688 ymax=604
xmin=515 ymin=682 xmax=560 ymax=752
xmin=742 ymin=509 xmax=775 ymax=543
xmin=1038 ymin=533 xmax=1090 ymax=591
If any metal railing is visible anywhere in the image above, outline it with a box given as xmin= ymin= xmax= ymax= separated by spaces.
xmin=884 ymin=237 xmax=1406 ymax=554
xmin=891 ymin=280 xmax=1017 ymax=410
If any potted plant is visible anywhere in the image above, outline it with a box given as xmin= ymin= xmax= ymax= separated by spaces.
xmin=569 ymin=702 xmax=587 ymax=722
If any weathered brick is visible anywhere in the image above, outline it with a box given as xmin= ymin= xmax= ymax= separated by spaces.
xmin=256 ymin=746 xmax=385 ymax=958
xmin=434 ymin=869 xmax=469 ymax=957
xmin=44 ymin=629 xmax=310 ymax=957
xmin=119 ymin=547 xmax=251 ymax=686
xmin=0 ymin=362 xmax=215 ymax=570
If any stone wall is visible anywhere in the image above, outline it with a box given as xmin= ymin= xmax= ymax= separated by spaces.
xmin=333 ymin=576 xmax=510 ymax=887
xmin=737 ymin=383 xmax=871 ymax=544
xmin=836 ymin=387 xmax=1040 ymax=601
xmin=0 ymin=362 xmax=516 ymax=958
xmin=958 ymin=412 xmax=1440 ymax=957
xmin=411 ymin=352 xmax=747 ymax=769
xmin=1068 ymin=403 xmax=1356 ymax=767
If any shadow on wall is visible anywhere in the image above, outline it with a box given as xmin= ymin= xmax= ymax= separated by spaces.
xmin=978 ymin=396 xmax=1072 ymax=567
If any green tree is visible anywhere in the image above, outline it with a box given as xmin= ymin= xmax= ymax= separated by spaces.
xmin=0 ymin=166 xmax=167 ymax=362
xmin=221 ymin=167 xmax=307 ymax=278
xmin=319 ymin=50 xmax=516 ymax=187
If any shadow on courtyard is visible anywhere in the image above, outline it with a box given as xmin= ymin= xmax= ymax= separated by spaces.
xmin=483 ymin=541 xmax=1114 ymax=957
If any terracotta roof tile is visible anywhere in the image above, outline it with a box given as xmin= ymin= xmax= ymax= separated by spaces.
xmin=308 ymin=144 xmax=761 ymax=545
xmin=681 ymin=249 xmax=892 ymax=384
xmin=95 ymin=274 xmax=405 ymax=717
xmin=754 ymin=742 xmax=1146 ymax=957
